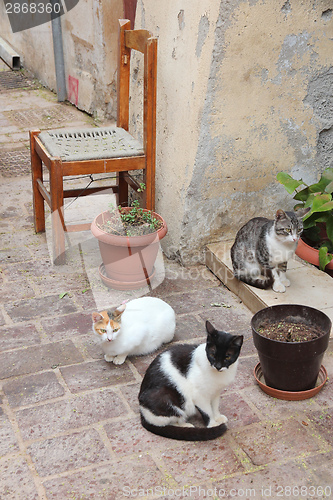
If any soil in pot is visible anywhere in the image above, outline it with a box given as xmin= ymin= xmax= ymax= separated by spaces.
xmin=257 ymin=319 xmax=323 ymax=343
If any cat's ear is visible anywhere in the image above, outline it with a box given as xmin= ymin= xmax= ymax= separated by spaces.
xmin=295 ymin=207 xmax=310 ymax=218
xmin=275 ymin=209 xmax=287 ymax=221
xmin=113 ymin=303 xmax=126 ymax=321
xmin=115 ymin=303 xmax=126 ymax=314
xmin=92 ymin=312 xmax=103 ymax=323
xmin=232 ymin=335 xmax=244 ymax=348
xmin=206 ymin=320 xmax=218 ymax=336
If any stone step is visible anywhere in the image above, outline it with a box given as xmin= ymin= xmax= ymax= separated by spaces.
xmin=206 ymin=241 xmax=333 ymax=337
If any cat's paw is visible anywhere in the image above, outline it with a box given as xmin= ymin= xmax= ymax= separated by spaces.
xmin=215 ymin=414 xmax=228 ymax=425
xmin=272 ymin=282 xmax=286 ymax=293
xmin=113 ymin=355 xmax=127 ymax=365
xmin=104 ymin=354 xmax=115 ymax=363
xmin=208 ymin=415 xmax=228 ymax=427
xmin=280 ymin=277 xmax=290 ymax=287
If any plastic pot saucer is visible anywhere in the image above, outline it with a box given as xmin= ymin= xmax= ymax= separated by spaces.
xmin=99 ymin=263 xmax=155 ymax=290
xmin=254 ymin=363 xmax=328 ymax=401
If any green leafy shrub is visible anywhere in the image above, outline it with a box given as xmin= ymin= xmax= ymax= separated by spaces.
xmin=277 ymin=167 xmax=333 ymax=270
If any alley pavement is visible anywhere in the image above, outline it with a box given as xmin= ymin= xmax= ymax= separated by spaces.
xmin=0 ymin=68 xmax=332 ymax=500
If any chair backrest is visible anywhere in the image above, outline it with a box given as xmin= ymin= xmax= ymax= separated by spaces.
xmin=117 ymin=19 xmax=157 ymax=155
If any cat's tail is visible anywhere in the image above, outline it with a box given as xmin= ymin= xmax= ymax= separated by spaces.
xmin=234 ymin=270 xmax=274 ymax=290
xmin=140 ymin=413 xmax=227 ymax=441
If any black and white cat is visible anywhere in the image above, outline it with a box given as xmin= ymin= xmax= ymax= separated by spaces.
xmin=231 ymin=209 xmax=308 ymax=292
xmin=138 ymin=321 xmax=243 ymax=441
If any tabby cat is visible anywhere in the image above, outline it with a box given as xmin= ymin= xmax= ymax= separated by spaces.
xmin=138 ymin=321 xmax=243 ymax=441
xmin=92 ymin=297 xmax=176 ymax=365
xmin=231 ymin=209 xmax=308 ymax=292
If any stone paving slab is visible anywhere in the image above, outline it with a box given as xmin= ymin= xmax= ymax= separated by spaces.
xmin=232 ymin=418 xmax=323 ymax=466
xmin=3 ymin=371 xmax=66 ymax=408
xmin=0 ymin=456 xmax=40 ymax=500
xmin=42 ymin=456 xmax=165 ymax=500
xmin=15 ymin=389 xmax=128 ymax=441
xmin=0 ymin=340 xmax=84 ymax=379
xmin=27 ymin=428 xmax=112 ymax=476
xmin=0 ymin=76 xmax=332 ymax=500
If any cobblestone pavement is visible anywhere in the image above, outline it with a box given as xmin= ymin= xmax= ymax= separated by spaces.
xmin=0 ymin=71 xmax=332 ymax=499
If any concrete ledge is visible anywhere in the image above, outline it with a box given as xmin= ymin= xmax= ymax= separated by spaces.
xmin=206 ymin=241 xmax=333 ymax=336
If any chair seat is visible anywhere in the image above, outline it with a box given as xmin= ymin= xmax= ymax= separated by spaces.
xmin=38 ymin=126 xmax=144 ymax=162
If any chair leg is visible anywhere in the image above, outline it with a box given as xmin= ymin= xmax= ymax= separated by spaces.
xmin=118 ymin=171 xmax=129 ymax=207
xmin=30 ymin=130 xmax=45 ymax=233
xmin=50 ymin=158 xmax=65 ymax=265
xmin=143 ymin=160 xmax=155 ymax=211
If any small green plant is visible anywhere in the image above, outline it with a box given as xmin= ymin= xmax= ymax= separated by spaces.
xmin=277 ymin=167 xmax=333 ymax=270
xmin=99 ymin=185 xmax=162 ymax=236
xmin=118 ymin=199 xmax=161 ymax=232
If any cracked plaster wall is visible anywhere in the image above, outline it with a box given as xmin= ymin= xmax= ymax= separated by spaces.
xmin=137 ymin=0 xmax=333 ymax=264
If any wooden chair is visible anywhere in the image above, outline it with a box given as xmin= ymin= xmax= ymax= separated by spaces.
xmin=30 ymin=19 xmax=157 ymax=264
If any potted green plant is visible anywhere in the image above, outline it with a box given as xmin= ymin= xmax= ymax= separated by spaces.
xmin=277 ymin=168 xmax=333 ymax=272
xmin=91 ymin=197 xmax=167 ymax=290
xmin=251 ymin=304 xmax=331 ymax=399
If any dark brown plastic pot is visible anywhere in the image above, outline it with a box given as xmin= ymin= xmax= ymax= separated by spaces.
xmin=251 ymin=304 xmax=331 ymax=392
xmin=91 ymin=209 xmax=167 ymax=290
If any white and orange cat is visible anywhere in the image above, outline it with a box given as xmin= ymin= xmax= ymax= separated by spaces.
xmin=92 ymin=297 xmax=176 ymax=365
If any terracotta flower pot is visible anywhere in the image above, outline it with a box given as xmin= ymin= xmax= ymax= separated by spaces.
xmin=296 ymin=237 xmax=333 ymax=271
xmin=91 ymin=209 xmax=167 ymax=290
xmin=251 ymin=304 xmax=331 ymax=392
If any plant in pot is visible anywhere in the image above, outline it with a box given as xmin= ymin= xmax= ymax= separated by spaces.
xmin=277 ymin=168 xmax=333 ymax=272
xmin=251 ymin=304 xmax=331 ymax=400
xmin=91 ymin=193 xmax=167 ymax=290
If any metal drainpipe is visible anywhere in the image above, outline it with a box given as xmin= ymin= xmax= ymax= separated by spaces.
xmin=51 ymin=2 xmax=66 ymax=102
xmin=0 ymin=36 xmax=20 ymax=70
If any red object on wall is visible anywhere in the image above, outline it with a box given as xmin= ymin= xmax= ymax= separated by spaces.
xmin=68 ymin=76 xmax=79 ymax=106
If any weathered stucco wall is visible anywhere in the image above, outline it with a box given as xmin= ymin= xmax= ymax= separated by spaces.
xmin=136 ymin=0 xmax=333 ymax=263
xmin=134 ymin=1 xmax=223 ymax=262
xmin=0 ymin=0 xmax=122 ymax=119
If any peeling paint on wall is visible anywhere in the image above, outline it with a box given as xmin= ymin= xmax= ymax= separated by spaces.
xmin=196 ymin=15 xmax=210 ymax=58
xmin=68 ymin=75 xmax=79 ymax=106
xmin=178 ymin=10 xmax=185 ymax=30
